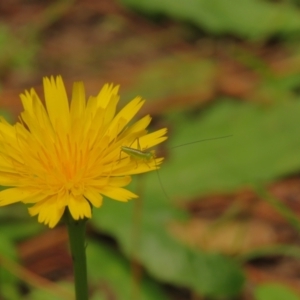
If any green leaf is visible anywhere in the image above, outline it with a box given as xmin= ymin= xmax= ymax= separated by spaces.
xmin=86 ymin=241 xmax=168 ymax=300
xmin=0 ymin=235 xmax=20 ymax=300
xmin=254 ymin=283 xmax=299 ymax=300
xmin=119 ymin=0 xmax=300 ymax=40
xmin=154 ymin=99 xmax=300 ymax=199
xmin=191 ymin=251 xmax=244 ymax=297
xmin=92 ymin=201 xmax=245 ymax=297
xmin=0 ymin=206 xmax=43 ymax=241
xmin=91 ymin=97 xmax=300 ymax=297
xmin=25 ymin=282 xmax=73 ymax=300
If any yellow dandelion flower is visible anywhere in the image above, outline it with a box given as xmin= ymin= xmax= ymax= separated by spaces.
xmin=0 ymin=76 xmax=167 ymax=228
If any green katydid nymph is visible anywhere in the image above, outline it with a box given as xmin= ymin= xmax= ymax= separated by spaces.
xmin=121 ymin=135 xmax=232 ymax=166
xmin=120 ymin=136 xmax=158 ymax=168
xmin=120 ymin=137 xmax=168 ymax=199
xmin=120 ymin=145 xmax=155 ymax=165
xmin=120 ymin=135 xmax=232 ymax=199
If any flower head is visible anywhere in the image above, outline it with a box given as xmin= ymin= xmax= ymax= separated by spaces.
xmin=0 ymin=76 xmax=167 ymax=227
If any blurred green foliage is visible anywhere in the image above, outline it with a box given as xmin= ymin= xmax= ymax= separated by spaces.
xmin=254 ymin=283 xmax=299 ymax=300
xmin=87 ymin=241 xmax=167 ymax=300
xmin=0 ymin=24 xmax=38 ymax=78
xmin=0 ymin=235 xmax=19 ymax=300
xmin=119 ymin=0 xmax=300 ymax=40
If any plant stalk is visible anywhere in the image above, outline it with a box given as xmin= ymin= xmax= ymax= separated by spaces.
xmin=66 ymin=210 xmax=88 ymax=300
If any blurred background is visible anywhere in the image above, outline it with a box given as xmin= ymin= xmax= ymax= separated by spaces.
xmin=1 ymin=0 xmax=300 ymax=299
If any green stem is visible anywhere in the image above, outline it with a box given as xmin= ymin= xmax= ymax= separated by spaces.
xmin=66 ymin=210 xmax=89 ymax=300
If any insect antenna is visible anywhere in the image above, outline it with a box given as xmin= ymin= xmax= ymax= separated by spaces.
xmin=153 ymin=156 xmax=172 ymax=201
xmin=154 ymin=134 xmax=232 ymax=201
xmin=170 ymin=135 xmax=232 ymax=150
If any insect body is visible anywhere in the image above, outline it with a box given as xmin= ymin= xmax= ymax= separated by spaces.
xmin=121 ymin=146 xmax=154 ymax=162
xmin=121 ymin=141 xmax=169 ymax=200
xmin=120 ymin=138 xmax=157 ymax=170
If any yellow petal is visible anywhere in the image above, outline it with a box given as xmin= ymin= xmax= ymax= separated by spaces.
xmin=70 ymin=81 xmax=86 ymax=122
xmin=68 ymin=195 xmax=91 ymax=219
xmin=140 ymin=128 xmax=168 ymax=149
xmin=101 ymin=186 xmax=138 ymax=202
xmin=43 ymin=76 xmax=70 ymax=132
xmin=84 ymin=188 xmax=103 ymax=208
xmin=29 ymin=198 xmax=65 ymax=228
xmin=119 ymin=115 xmax=152 ymax=138
xmin=96 ymin=84 xmax=119 ymax=109
xmin=0 ymin=188 xmax=38 ymax=206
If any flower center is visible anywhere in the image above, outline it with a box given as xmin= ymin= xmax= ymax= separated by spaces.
xmin=65 ymin=180 xmax=84 ymax=196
